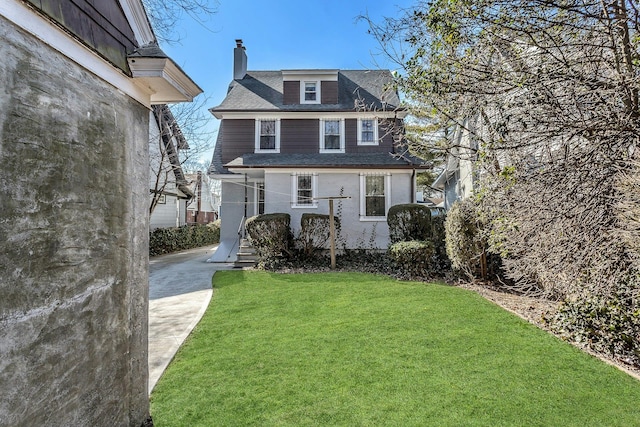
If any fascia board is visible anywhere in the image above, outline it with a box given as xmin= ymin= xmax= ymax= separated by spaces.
xmin=212 ymin=111 xmax=403 ymax=120
xmin=117 ymin=0 xmax=155 ymax=45
xmin=128 ymin=57 xmax=202 ymax=103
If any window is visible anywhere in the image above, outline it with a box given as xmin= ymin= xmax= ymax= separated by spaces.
xmin=319 ymin=119 xmax=345 ymax=153
xmin=301 ymin=80 xmax=320 ymax=104
xmin=358 ymin=118 xmax=379 ymax=145
xmin=291 ymin=173 xmax=318 ymax=208
xmin=255 ymin=182 xmax=265 ymax=215
xmin=360 ymin=174 xmax=391 ymax=220
xmin=255 ymin=119 xmax=280 ymax=152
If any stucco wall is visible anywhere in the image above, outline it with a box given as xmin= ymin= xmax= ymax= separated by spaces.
xmin=0 ymin=17 xmax=149 ymax=427
xmin=264 ymin=170 xmax=414 ymax=249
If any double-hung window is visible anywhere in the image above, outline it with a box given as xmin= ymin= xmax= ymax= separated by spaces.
xmin=255 ymin=119 xmax=280 ymax=152
xmin=358 ymin=118 xmax=379 ymax=145
xmin=319 ymin=119 xmax=345 ymax=153
xmin=291 ymin=173 xmax=318 ymax=208
xmin=301 ymin=81 xmax=320 ymax=104
xmin=360 ymin=173 xmax=391 ymax=220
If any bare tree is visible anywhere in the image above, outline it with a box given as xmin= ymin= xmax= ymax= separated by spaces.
xmin=142 ymin=0 xmax=219 ymax=44
xmin=149 ymin=97 xmax=215 ymax=215
xmin=368 ymin=1 xmax=640 ymax=300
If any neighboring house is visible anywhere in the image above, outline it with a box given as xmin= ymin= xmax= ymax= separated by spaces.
xmin=185 ymin=171 xmax=219 ymax=224
xmin=432 ymin=119 xmax=478 ymax=209
xmin=149 ymin=104 xmax=195 ymax=229
xmin=1 ymin=1 xmax=200 ymax=426
xmin=208 ymin=40 xmax=426 ymax=262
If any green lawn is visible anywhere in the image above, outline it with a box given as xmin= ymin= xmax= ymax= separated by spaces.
xmin=150 ymin=271 xmax=640 ymax=426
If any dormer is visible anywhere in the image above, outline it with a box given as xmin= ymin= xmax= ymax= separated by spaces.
xmin=282 ymin=70 xmax=339 ymax=105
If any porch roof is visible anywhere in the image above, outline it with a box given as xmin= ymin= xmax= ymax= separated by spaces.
xmin=224 ymin=152 xmax=427 ymax=170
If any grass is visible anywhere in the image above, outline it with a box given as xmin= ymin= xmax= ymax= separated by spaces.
xmin=150 ymin=271 xmax=640 ymax=426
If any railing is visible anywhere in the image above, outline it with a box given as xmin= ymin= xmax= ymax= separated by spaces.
xmin=237 ymin=216 xmax=246 ymax=240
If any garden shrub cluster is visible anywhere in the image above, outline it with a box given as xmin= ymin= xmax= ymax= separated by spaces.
xmin=245 ymin=213 xmax=293 ymax=261
xmin=296 ymin=213 xmax=339 ymax=258
xmin=444 ymin=198 xmax=487 ymax=280
xmin=430 ymin=211 xmax=450 ymax=271
xmin=388 ymin=240 xmax=434 ymax=278
xmin=386 ymin=203 xmax=448 ymax=278
xmin=387 ymin=203 xmax=432 ymax=243
xmin=149 ymin=221 xmax=220 ymax=256
xmin=549 ymin=290 xmax=640 ymax=368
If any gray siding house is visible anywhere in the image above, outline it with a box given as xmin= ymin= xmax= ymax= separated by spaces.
xmin=149 ymin=104 xmax=194 ymax=229
xmin=432 ymin=119 xmax=478 ymax=210
xmin=209 ymin=41 xmax=425 ymax=262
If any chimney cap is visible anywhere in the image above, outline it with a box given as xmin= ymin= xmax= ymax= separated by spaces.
xmin=235 ymin=39 xmax=244 ymax=48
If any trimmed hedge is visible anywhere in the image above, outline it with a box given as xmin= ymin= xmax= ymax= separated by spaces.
xmin=388 ymin=240 xmax=434 ymax=278
xmin=297 ymin=213 xmax=340 ymax=258
xmin=387 ymin=203 xmax=432 ymax=243
xmin=149 ymin=221 xmax=220 ymax=256
xmin=445 ymin=199 xmax=486 ymax=279
xmin=245 ymin=213 xmax=293 ymax=260
xmin=431 ymin=213 xmax=450 ymax=271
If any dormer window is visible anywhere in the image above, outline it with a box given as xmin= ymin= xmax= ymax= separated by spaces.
xmin=301 ymin=80 xmax=320 ymax=104
xmin=255 ymin=119 xmax=280 ymax=152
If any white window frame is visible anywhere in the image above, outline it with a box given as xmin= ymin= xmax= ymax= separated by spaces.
xmin=319 ymin=118 xmax=345 ymax=153
xmin=253 ymin=180 xmax=265 ymax=216
xmin=291 ymin=173 xmax=318 ymax=208
xmin=357 ymin=118 xmax=379 ymax=146
xmin=301 ymin=80 xmax=321 ymax=104
xmin=359 ymin=173 xmax=391 ymax=221
xmin=255 ymin=118 xmax=280 ymax=153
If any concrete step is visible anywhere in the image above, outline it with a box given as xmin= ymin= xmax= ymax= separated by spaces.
xmin=233 ymin=259 xmax=257 ymax=269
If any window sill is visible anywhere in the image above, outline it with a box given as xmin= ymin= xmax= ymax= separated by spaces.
xmin=292 ymin=204 xmax=318 ymax=209
xmin=255 ymin=148 xmax=280 ymax=153
xmin=319 ymin=149 xmax=345 ymax=154
xmin=359 ymin=216 xmax=387 ymax=222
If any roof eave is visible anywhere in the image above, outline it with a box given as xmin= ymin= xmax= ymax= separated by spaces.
xmin=128 ymin=54 xmax=203 ymax=104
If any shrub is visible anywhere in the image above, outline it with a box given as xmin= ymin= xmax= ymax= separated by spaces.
xmin=549 ymin=289 xmax=640 ymax=368
xmin=388 ymin=240 xmax=434 ymax=278
xmin=387 ymin=204 xmax=432 ymax=244
xmin=445 ymin=198 xmax=486 ymax=279
xmin=296 ymin=213 xmax=340 ymax=258
xmin=149 ymin=221 xmax=220 ymax=256
xmin=245 ymin=213 xmax=293 ymax=260
xmin=430 ymin=212 xmax=450 ymax=271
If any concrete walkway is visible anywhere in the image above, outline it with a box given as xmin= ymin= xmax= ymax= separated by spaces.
xmin=148 ymin=245 xmax=234 ymax=393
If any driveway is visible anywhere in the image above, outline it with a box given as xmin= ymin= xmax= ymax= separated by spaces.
xmin=148 ymin=245 xmax=234 ymax=393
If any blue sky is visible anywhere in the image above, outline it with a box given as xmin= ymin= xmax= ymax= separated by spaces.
xmin=161 ymin=0 xmax=414 ymax=163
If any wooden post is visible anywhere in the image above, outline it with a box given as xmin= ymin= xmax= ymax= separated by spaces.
xmin=329 ymin=199 xmax=336 ymax=269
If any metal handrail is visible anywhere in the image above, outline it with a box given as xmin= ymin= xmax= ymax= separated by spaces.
xmin=237 ymin=216 xmax=246 ymax=239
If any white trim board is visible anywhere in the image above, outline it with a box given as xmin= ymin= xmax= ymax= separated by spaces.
xmin=2 ymin=0 xmax=153 ymax=108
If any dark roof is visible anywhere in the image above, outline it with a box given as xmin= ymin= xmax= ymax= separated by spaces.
xmin=128 ymin=42 xmax=168 ymax=58
xmin=210 ymin=70 xmax=401 ymax=113
xmin=224 ymin=153 xmax=425 ymax=169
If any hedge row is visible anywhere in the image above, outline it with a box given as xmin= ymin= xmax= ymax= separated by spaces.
xmin=149 ymin=221 xmax=220 ymax=256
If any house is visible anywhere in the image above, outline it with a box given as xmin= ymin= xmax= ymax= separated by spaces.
xmin=149 ymin=104 xmax=195 ymax=229
xmin=208 ymin=40 xmax=426 ymax=262
xmin=185 ymin=171 xmax=219 ymax=224
xmin=0 ymin=1 xmax=201 ymax=425
xmin=431 ymin=119 xmax=478 ymax=209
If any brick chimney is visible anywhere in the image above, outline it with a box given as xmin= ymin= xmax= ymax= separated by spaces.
xmin=233 ymin=39 xmax=247 ymax=80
